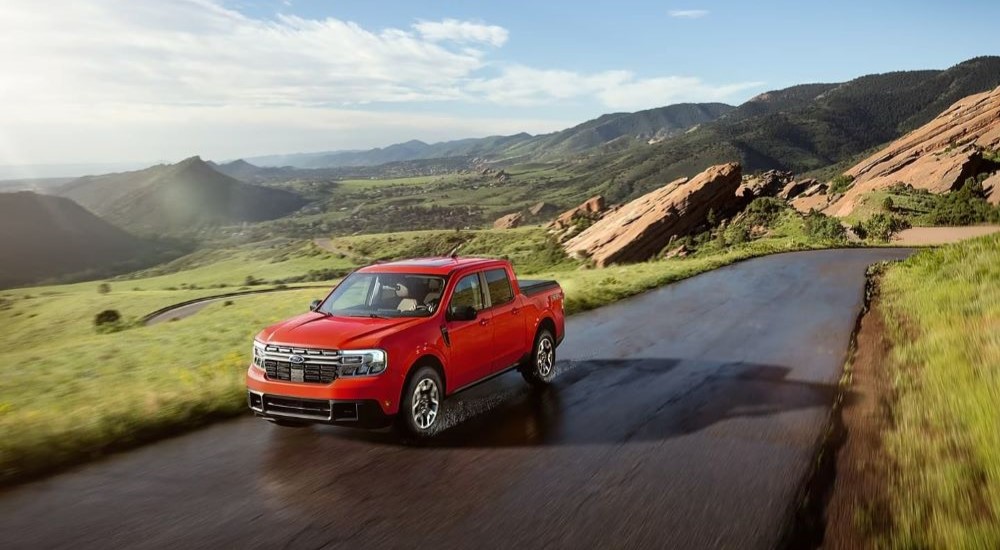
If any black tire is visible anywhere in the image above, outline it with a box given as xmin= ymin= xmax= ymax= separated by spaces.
xmin=395 ymin=365 xmax=444 ymax=439
xmin=268 ymin=418 xmax=310 ymax=428
xmin=520 ymin=328 xmax=557 ymax=387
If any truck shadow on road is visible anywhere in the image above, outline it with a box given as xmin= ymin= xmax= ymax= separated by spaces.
xmin=321 ymin=357 xmax=851 ymax=448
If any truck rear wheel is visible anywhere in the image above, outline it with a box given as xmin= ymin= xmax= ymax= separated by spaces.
xmin=396 ymin=366 xmax=443 ymax=439
xmin=521 ymin=329 xmax=556 ymax=387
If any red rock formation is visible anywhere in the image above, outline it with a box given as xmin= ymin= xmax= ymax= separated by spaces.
xmin=550 ymin=196 xmax=607 ymax=229
xmin=779 ymin=179 xmax=817 ymax=200
xmin=737 ymin=170 xmax=793 ymax=200
xmin=493 ymin=212 xmax=523 ymax=229
xmin=828 ymin=85 xmax=1000 ymax=216
xmin=564 ymin=163 xmax=743 ymax=267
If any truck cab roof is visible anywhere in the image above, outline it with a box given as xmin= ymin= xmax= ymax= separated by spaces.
xmin=356 ymin=256 xmax=508 ymax=276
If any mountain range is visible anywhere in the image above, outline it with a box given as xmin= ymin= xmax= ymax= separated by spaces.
xmin=57 ymin=156 xmax=307 ymax=234
xmin=241 ymin=56 xmax=1000 ymax=205
xmin=246 ymin=103 xmax=735 ymax=169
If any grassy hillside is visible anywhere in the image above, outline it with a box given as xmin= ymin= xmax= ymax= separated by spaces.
xmin=878 ymin=234 xmax=1000 ymax=547
xmin=0 ymin=191 xmax=182 ymax=288
xmin=58 ymin=156 xmax=307 ymax=234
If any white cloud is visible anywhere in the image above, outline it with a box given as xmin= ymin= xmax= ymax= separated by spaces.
xmin=0 ymin=0 xmax=759 ymax=164
xmin=414 ymin=19 xmax=508 ymax=47
xmin=669 ymin=9 xmax=709 ymax=19
xmin=599 ymin=77 xmax=764 ymax=110
xmin=469 ymin=66 xmax=761 ymax=111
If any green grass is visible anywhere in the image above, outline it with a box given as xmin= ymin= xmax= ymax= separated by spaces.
xmin=117 ymin=240 xmax=354 ymax=288
xmin=878 ymin=233 xmax=1000 ymax=547
xmin=331 ymin=226 xmax=577 ymax=274
xmin=337 ymin=174 xmax=452 ymax=190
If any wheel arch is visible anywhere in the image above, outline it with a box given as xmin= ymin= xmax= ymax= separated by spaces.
xmin=406 ymin=353 xmax=447 ymax=396
xmin=536 ymin=316 xmax=556 ymax=342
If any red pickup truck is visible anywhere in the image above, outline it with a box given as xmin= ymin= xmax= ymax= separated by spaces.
xmin=247 ymin=256 xmax=565 ymax=437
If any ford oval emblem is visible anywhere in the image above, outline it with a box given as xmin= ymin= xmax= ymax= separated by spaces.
xmin=288 ymin=354 xmax=305 ymax=364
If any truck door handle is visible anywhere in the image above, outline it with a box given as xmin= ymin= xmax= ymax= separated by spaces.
xmin=511 ymin=307 xmax=520 ymax=315
xmin=479 ymin=318 xmax=489 ymax=326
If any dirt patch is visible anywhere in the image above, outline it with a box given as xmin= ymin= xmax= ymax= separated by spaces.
xmin=892 ymin=225 xmax=1000 ymax=245
xmin=823 ymin=297 xmax=895 ymax=548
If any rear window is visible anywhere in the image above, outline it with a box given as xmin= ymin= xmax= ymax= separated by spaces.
xmin=485 ymin=268 xmax=514 ymax=306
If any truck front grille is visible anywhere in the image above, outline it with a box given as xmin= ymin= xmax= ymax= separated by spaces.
xmin=257 ymin=345 xmax=341 ymax=384
xmin=263 ymin=395 xmax=332 ymax=420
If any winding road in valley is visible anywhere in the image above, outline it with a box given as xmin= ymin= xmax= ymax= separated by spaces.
xmin=1 ymin=248 xmax=913 ymax=549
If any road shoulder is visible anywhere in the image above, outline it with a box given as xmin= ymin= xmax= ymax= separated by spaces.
xmin=823 ymin=294 xmax=894 ymax=548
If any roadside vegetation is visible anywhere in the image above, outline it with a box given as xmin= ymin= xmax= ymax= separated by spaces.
xmin=876 ymin=233 xmax=1000 ymax=547
xmin=847 ymin=178 xmax=1000 ymax=229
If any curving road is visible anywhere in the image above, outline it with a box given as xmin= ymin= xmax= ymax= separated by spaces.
xmin=0 ymin=248 xmax=912 ymax=549
xmin=144 ymin=286 xmax=331 ymax=326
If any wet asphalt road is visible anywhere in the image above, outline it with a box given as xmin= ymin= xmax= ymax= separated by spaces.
xmin=0 ymin=249 xmax=913 ymax=549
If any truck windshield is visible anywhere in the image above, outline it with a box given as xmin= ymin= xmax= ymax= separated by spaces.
xmin=317 ymin=272 xmax=446 ymax=318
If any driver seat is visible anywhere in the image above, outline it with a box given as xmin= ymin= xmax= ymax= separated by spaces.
xmin=423 ymin=278 xmax=442 ymax=306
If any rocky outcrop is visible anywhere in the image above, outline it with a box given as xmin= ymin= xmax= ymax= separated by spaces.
xmin=737 ymin=170 xmax=793 ymax=199
xmin=984 ymin=172 xmax=1000 ymax=205
xmin=493 ymin=212 xmax=523 ymax=229
xmin=528 ymin=202 xmax=559 ymax=216
xmin=800 ymin=181 xmax=828 ymax=197
xmin=551 ymin=196 xmax=607 ymax=230
xmin=828 ymin=85 xmax=1000 ymax=216
xmin=779 ymin=178 xmax=818 ymax=200
xmin=564 ymin=163 xmax=743 ymax=267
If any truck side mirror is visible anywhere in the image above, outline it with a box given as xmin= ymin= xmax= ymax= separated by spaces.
xmin=447 ymin=305 xmax=477 ymax=322
xmin=309 ymin=299 xmax=322 ymax=311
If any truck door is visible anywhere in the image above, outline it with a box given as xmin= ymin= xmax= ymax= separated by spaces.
xmin=444 ymin=271 xmax=494 ymax=389
xmin=483 ymin=267 xmax=527 ymax=373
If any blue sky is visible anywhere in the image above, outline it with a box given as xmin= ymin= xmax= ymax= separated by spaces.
xmin=1 ymin=0 xmax=998 ymax=168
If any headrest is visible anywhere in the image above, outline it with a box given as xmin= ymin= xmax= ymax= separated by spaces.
xmin=394 ymin=284 xmax=409 ymax=298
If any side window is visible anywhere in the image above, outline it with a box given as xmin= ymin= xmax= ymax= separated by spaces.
xmin=449 ymin=273 xmax=484 ymax=314
xmin=485 ymin=268 xmax=514 ymax=306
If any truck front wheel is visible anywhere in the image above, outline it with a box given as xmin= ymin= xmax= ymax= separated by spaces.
xmin=521 ymin=328 xmax=556 ymax=386
xmin=396 ymin=366 xmax=443 ymax=438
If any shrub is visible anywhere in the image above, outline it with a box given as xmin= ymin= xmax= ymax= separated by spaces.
xmin=724 ymin=223 xmax=751 ymax=245
xmin=882 ymin=197 xmax=895 ymax=212
xmin=851 ymin=221 xmax=868 ymax=240
xmin=94 ymin=309 xmax=121 ymax=327
xmin=863 ymin=213 xmax=911 ymax=242
xmin=829 ymin=174 xmax=855 ymax=195
xmin=742 ymin=197 xmax=788 ymax=228
xmin=923 ymin=176 xmax=1000 ymax=226
xmin=97 ymin=283 xmax=111 ymax=294
xmin=94 ymin=309 xmax=120 ymax=325
xmin=804 ymin=210 xmax=847 ymax=241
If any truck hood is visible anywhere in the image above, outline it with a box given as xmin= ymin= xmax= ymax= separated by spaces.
xmin=257 ymin=312 xmax=425 ymax=349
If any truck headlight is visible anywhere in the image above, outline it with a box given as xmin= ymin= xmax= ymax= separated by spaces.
xmin=339 ymin=349 xmax=387 ymax=376
xmin=251 ymin=340 xmax=266 ymax=371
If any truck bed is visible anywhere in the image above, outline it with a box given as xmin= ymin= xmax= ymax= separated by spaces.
xmin=518 ymin=279 xmax=560 ymax=296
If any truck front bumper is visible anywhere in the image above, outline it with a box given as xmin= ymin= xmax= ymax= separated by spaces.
xmin=247 ymin=390 xmax=392 ymax=428
xmin=246 ymin=364 xmax=402 ymax=428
